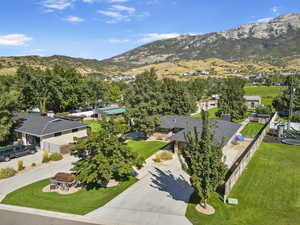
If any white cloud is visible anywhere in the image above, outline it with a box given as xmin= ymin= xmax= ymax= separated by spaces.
xmin=0 ymin=34 xmax=32 ymax=46
xmin=110 ymin=0 xmax=128 ymax=2
xmin=256 ymin=17 xmax=273 ymax=23
xmin=64 ymin=16 xmax=84 ymax=23
xmin=98 ymin=9 xmax=131 ymax=23
xmin=42 ymin=0 xmax=73 ymax=10
xmin=98 ymin=2 xmax=148 ymax=23
xmin=111 ymin=5 xmax=136 ymax=14
xmin=139 ymin=33 xmax=180 ymax=43
xmin=83 ymin=0 xmax=94 ymax=3
xmin=271 ymin=6 xmax=279 ymax=13
xmin=109 ymin=38 xmax=130 ymax=43
xmin=98 ymin=10 xmax=123 ymax=18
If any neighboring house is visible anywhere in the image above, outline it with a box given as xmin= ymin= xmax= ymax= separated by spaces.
xmin=249 ymin=113 xmax=270 ymax=124
xmin=198 ymin=99 xmax=218 ymax=111
xmin=69 ymin=108 xmax=97 ymax=118
xmin=15 ymin=113 xmax=89 ymax=153
xmin=198 ymin=95 xmax=219 ymax=111
xmin=244 ymin=96 xmax=262 ymax=108
xmin=160 ymin=115 xmax=241 ymax=153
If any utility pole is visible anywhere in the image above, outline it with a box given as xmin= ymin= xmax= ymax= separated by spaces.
xmin=288 ymin=75 xmax=294 ymax=131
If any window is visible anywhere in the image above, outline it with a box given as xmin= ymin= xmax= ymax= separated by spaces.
xmin=54 ymin=132 xmax=62 ymax=137
xmin=72 ymin=128 xmax=79 ymax=133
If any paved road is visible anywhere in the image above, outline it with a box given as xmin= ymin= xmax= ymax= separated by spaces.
xmin=87 ymin=153 xmax=194 ymax=225
xmin=0 ymin=155 xmax=76 ymax=201
xmin=0 ymin=151 xmax=43 ymax=170
xmin=0 ymin=204 xmax=101 ymax=225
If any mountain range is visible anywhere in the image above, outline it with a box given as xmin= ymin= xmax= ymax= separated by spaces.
xmin=0 ymin=13 xmax=300 ymax=76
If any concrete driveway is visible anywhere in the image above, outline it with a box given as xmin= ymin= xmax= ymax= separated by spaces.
xmin=0 ymin=155 xmax=77 ymax=201
xmin=0 ymin=151 xmax=43 ymax=170
xmin=86 ymin=153 xmax=194 ymax=225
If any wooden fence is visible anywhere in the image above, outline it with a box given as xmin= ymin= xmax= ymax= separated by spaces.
xmin=224 ymin=112 xmax=277 ymax=201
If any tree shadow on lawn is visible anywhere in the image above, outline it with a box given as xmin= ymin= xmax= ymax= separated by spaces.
xmin=150 ymin=167 xmax=194 ymax=203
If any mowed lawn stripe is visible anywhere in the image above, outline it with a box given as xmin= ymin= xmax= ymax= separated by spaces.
xmin=127 ymin=140 xmax=167 ymax=159
xmin=186 ymin=142 xmax=300 ymax=225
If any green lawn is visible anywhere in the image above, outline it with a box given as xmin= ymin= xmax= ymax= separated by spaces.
xmin=240 ymin=122 xmax=265 ymax=138
xmin=192 ymin=108 xmax=219 ymax=119
xmin=244 ymin=86 xmax=286 ymax=106
xmin=1 ymin=177 xmax=137 ymax=215
xmin=83 ymin=120 xmax=101 ymax=133
xmin=186 ymin=142 xmax=300 ymax=225
xmin=244 ymin=86 xmax=286 ymax=97
xmin=127 ymin=140 xmax=167 ymax=159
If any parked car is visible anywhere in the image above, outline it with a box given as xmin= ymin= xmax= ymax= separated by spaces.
xmin=0 ymin=145 xmax=37 ymax=162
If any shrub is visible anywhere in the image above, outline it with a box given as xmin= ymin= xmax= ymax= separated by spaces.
xmin=292 ymin=114 xmax=300 ymax=123
xmin=256 ymin=105 xmax=272 ymax=114
xmin=49 ymin=153 xmax=63 ymax=161
xmin=60 ymin=144 xmax=74 ymax=154
xmin=42 ymin=152 xmax=49 ymax=163
xmin=0 ymin=168 xmax=17 ymax=179
xmin=159 ymin=151 xmax=173 ymax=161
xmin=154 ymin=153 xmax=161 ymax=163
xmin=31 ymin=162 xmax=37 ymax=167
xmin=18 ymin=160 xmax=24 ymax=171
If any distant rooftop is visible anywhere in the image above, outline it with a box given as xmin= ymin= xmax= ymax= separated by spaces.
xmin=101 ymin=108 xmax=126 ymax=115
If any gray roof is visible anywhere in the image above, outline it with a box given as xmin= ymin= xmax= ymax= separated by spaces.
xmin=160 ymin=115 xmax=241 ymax=145
xmin=244 ymin=95 xmax=261 ymax=101
xmin=15 ymin=113 xmax=89 ymax=137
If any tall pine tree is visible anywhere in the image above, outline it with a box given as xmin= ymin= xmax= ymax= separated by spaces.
xmin=184 ymin=110 xmax=226 ymax=209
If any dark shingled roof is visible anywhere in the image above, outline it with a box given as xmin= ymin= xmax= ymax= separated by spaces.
xmin=15 ymin=113 xmax=89 ymax=137
xmin=160 ymin=115 xmax=241 ymax=145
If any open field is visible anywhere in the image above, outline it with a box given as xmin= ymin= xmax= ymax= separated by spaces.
xmin=1 ymin=177 xmax=137 ymax=215
xmin=186 ymin=142 xmax=300 ymax=225
xmin=244 ymin=86 xmax=286 ymax=105
xmin=240 ymin=122 xmax=264 ymax=138
xmin=127 ymin=140 xmax=167 ymax=159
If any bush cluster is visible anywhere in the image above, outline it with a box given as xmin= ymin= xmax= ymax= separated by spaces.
xmin=42 ymin=152 xmax=49 ymax=163
xmin=18 ymin=160 xmax=24 ymax=171
xmin=0 ymin=168 xmax=17 ymax=179
xmin=49 ymin=153 xmax=63 ymax=161
xmin=159 ymin=151 xmax=173 ymax=161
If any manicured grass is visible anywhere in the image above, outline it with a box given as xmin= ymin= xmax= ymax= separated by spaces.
xmin=83 ymin=120 xmax=101 ymax=133
xmin=192 ymin=108 xmax=219 ymax=119
xmin=2 ymin=177 xmax=137 ymax=215
xmin=186 ymin=142 xmax=300 ymax=225
xmin=245 ymin=86 xmax=286 ymax=106
xmin=127 ymin=140 xmax=167 ymax=159
xmin=240 ymin=122 xmax=265 ymax=138
xmin=244 ymin=86 xmax=286 ymax=97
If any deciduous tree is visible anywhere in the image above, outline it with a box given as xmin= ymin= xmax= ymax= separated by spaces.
xmin=71 ymin=119 xmax=143 ymax=188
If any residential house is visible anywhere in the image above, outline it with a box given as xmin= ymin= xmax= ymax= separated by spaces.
xmin=198 ymin=94 xmax=219 ymax=111
xmin=15 ymin=113 xmax=89 ymax=153
xmin=160 ymin=115 xmax=241 ymax=160
xmin=244 ymin=96 xmax=262 ymax=108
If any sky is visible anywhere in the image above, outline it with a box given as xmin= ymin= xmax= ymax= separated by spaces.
xmin=0 ymin=0 xmax=299 ymax=60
